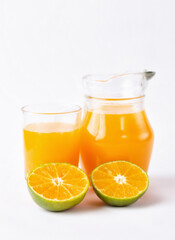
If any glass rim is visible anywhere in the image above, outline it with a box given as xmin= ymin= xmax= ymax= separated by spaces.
xmin=82 ymin=71 xmax=155 ymax=82
xmin=21 ymin=103 xmax=82 ymax=115
xmin=82 ymin=72 xmax=141 ymax=82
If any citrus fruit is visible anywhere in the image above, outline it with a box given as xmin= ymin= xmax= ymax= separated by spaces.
xmin=91 ymin=160 xmax=149 ymax=206
xmin=27 ymin=163 xmax=89 ymax=211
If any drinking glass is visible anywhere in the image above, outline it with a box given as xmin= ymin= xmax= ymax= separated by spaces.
xmin=21 ymin=103 xmax=82 ymax=178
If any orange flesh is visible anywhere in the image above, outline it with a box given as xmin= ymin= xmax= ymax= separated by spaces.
xmin=92 ymin=161 xmax=148 ymax=198
xmin=81 ymin=110 xmax=154 ymax=178
xmin=28 ymin=164 xmax=88 ymax=200
xmin=23 ymin=122 xmax=80 ymax=178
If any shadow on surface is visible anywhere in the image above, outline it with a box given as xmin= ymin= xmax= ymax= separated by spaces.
xmin=130 ymin=176 xmax=175 ymax=208
xmin=69 ymin=188 xmax=105 ymax=213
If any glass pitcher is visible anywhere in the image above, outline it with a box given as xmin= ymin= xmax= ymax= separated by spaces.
xmin=80 ymin=71 xmax=155 ymax=177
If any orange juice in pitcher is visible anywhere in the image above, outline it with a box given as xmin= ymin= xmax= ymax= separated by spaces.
xmin=80 ymin=72 xmax=155 ymax=177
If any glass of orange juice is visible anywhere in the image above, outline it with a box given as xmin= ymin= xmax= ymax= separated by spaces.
xmin=21 ymin=103 xmax=82 ymax=179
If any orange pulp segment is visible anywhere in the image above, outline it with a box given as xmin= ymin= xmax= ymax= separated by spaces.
xmin=28 ymin=163 xmax=89 ymax=202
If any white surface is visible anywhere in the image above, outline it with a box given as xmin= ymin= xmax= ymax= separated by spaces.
xmin=0 ymin=0 xmax=175 ymax=239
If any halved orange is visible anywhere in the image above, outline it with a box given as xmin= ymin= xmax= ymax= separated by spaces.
xmin=27 ymin=163 xmax=89 ymax=211
xmin=91 ymin=160 xmax=149 ymax=206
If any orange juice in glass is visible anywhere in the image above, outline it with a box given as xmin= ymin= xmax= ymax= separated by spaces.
xmin=81 ymin=72 xmax=155 ymax=178
xmin=22 ymin=104 xmax=81 ymax=178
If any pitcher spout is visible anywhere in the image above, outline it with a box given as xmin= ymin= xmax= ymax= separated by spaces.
xmin=144 ymin=71 xmax=156 ymax=80
xmin=83 ymin=70 xmax=156 ymax=99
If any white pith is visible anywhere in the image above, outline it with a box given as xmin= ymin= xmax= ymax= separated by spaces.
xmin=114 ymin=174 xmax=126 ymax=184
xmin=52 ymin=177 xmax=63 ymax=186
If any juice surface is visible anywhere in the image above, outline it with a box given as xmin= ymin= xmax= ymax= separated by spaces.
xmin=23 ymin=122 xmax=80 ymax=178
xmin=80 ymin=109 xmax=154 ymax=177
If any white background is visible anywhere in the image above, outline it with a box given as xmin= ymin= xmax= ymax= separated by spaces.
xmin=0 ymin=0 xmax=175 ymax=239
